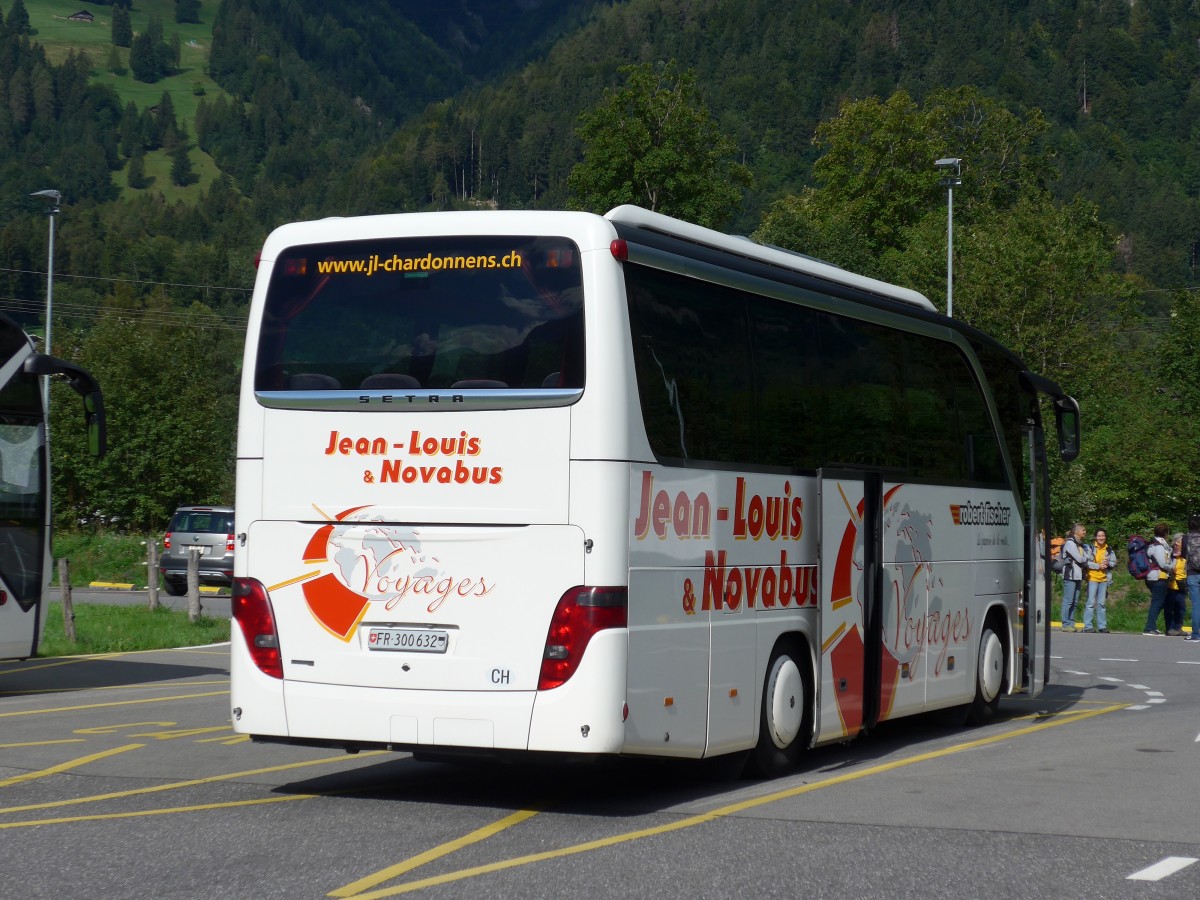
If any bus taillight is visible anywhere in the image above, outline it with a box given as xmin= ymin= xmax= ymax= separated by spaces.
xmin=538 ymin=586 xmax=627 ymax=691
xmin=233 ymin=578 xmax=283 ymax=679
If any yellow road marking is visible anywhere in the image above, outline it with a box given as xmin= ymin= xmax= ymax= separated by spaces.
xmin=342 ymin=705 xmax=1125 ymax=898
xmin=5 ymin=679 xmax=230 ymax=696
xmin=0 ymin=690 xmax=229 ymax=718
xmin=132 ymin=726 xmax=232 ymax=740
xmin=74 ymin=722 xmax=175 ymax=734
xmin=0 ymin=739 xmax=86 ymax=749
xmin=0 ymin=793 xmax=317 ymax=829
xmin=0 ymin=743 xmax=143 ymax=789
xmin=0 ymin=751 xmax=386 ymax=815
xmin=330 ymin=809 xmax=540 ymax=898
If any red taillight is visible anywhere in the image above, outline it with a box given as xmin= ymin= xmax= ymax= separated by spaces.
xmin=163 ymin=531 xmax=172 ymax=550
xmin=538 ymin=586 xmax=627 ymax=691
xmin=226 ymin=533 xmax=236 ymax=552
xmin=233 ymin=578 xmax=282 ymax=679
xmin=610 ymin=239 xmax=628 ymax=261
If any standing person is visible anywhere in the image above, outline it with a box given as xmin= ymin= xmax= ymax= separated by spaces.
xmin=1185 ymin=516 xmax=1200 ymax=642
xmin=1083 ymin=529 xmax=1117 ymax=633
xmin=1060 ymin=523 xmax=1087 ymax=633
xmin=1143 ymin=522 xmax=1173 ymax=635
xmin=1165 ymin=533 xmax=1188 ymax=635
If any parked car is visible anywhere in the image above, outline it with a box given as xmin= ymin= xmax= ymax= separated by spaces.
xmin=159 ymin=506 xmax=235 ymax=596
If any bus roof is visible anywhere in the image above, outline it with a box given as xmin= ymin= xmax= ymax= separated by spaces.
xmin=605 ymin=205 xmax=937 ymax=312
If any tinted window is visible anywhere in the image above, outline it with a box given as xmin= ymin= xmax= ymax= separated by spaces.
xmin=171 ymin=511 xmax=233 ymax=533
xmin=625 ymin=266 xmax=754 ymax=463
xmin=257 ymin=236 xmax=584 ymax=392
xmin=625 ymin=263 xmax=1007 ymax=485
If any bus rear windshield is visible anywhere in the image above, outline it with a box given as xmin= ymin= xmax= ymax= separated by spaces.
xmin=255 ymin=235 xmax=585 ymax=393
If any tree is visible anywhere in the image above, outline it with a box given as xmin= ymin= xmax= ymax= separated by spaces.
xmin=170 ymin=140 xmax=197 ymax=186
xmin=5 ymin=0 xmax=30 ymax=36
xmin=756 ymin=88 xmax=1054 ymax=271
xmin=106 ymin=43 xmax=127 ymax=76
xmin=129 ymin=31 xmax=159 ymax=82
xmin=127 ymin=147 xmax=149 ymax=189
xmin=567 ymin=61 xmax=753 ymax=229
xmin=111 ymin=4 xmax=132 ymax=48
xmin=175 ymin=0 xmax=201 ymax=25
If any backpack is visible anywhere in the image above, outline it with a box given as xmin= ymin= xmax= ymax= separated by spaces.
xmin=1186 ymin=533 xmax=1200 ymax=574
xmin=1049 ymin=536 xmax=1066 ymax=574
xmin=1127 ymin=535 xmax=1153 ymax=580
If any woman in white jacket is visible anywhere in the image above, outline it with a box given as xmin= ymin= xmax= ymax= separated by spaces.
xmin=1143 ymin=522 xmax=1173 ymax=635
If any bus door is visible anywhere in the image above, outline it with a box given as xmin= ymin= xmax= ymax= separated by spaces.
xmin=0 ymin=334 xmax=43 ymax=661
xmin=1018 ymin=378 xmax=1078 ymax=694
xmin=1022 ymin=421 xmax=1049 ymax=694
xmin=815 ymin=469 xmax=884 ymax=743
xmin=0 ymin=314 xmax=105 ymax=661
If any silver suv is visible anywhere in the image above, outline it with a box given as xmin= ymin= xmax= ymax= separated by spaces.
xmin=159 ymin=506 xmax=235 ymax=596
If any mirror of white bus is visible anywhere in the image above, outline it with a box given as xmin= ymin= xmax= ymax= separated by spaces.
xmin=22 ymin=353 xmax=107 ymax=458
xmin=1054 ymin=397 xmax=1080 ymax=462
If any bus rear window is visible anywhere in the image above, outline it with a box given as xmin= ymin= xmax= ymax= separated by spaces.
xmin=255 ymin=235 xmax=584 ymax=393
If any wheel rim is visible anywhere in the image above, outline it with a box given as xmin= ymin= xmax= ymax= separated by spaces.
xmin=766 ymin=655 xmax=804 ymax=749
xmin=978 ymin=628 xmax=1003 ymax=704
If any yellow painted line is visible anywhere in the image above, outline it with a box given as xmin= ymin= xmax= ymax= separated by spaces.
xmin=0 ymin=739 xmax=86 ymax=749
xmin=74 ymin=722 xmax=175 ymax=735
xmin=345 ymin=705 xmax=1125 ymax=898
xmin=0 ymin=743 xmax=143 ymax=788
xmin=830 ymin=595 xmax=855 ymax=611
xmin=0 ymin=751 xmax=386 ymax=816
xmin=0 ymin=793 xmax=318 ymax=830
xmin=330 ymin=809 xmax=540 ymax=898
xmin=0 ymin=690 xmax=229 ymax=718
xmin=5 ymin=680 xmax=229 ymax=696
xmin=0 ymin=656 xmax=105 ymax=677
xmin=89 ymin=581 xmax=134 ymax=589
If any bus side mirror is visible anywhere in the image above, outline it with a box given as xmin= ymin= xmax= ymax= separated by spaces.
xmin=1054 ymin=396 xmax=1080 ymax=463
xmin=84 ymin=391 xmax=106 ymax=458
xmin=23 ymin=352 xmax=107 ymax=458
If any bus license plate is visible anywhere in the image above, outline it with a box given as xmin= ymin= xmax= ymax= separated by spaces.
xmin=367 ymin=628 xmax=448 ymax=653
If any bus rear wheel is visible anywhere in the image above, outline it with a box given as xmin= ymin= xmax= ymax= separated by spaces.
xmin=967 ymin=625 xmax=1004 ymax=724
xmin=748 ymin=645 xmax=809 ymax=778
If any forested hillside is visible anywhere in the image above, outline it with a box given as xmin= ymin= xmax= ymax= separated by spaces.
xmin=1 ymin=0 xmax=1198 ymax=536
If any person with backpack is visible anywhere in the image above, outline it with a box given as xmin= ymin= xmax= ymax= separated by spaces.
xmin=1184 ymin=516 xmax=1200 ymax=642
xmin=1165 ymin=533 xmax=1188 ymax=635
xmin=1060 ymin=523 xmax=1087 ymax=632
xmin=1083 ymin=528 xmax=1117 ymax=633
xmin=1142 ymin=522 xmax=1173 ymax=635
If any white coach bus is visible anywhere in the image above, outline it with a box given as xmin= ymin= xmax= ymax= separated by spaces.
xmin=0 ymin=312 xmax=106 ymax=660
xmin=231 ymin=206 xmax=1079 ymax=775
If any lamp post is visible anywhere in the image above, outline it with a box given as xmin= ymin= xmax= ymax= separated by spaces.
xmin=30 ymin=189 xmax=61 ymax=416
xmin=934 ymin=158 xmax=961 ymax=318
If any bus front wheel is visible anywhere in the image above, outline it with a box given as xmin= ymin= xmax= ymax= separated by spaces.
xmin=749 ymin=644 xmax=809 ymax=778
xmin=967 ymin=625 xmax=1004 ymax=724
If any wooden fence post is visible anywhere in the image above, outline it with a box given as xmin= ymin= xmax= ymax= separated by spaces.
xmin=187 ymin=546 xmax=202 ymax=623
xmin=146 ymin=538 xmax=160 ymax=611
xmin=58 ymin=558 xmax=76 ymax=643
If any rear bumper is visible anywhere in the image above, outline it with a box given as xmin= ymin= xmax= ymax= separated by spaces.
xmin=159 ymin=562 xmax=233 ymax=585
xmin=231 ymin=630 xmax=628 ymax=755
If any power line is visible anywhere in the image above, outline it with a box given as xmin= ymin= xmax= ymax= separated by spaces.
xmin=0 ymin=297 xmax=247 ymax=332
xmin=0 ymin=266 xmax=251 ymax=294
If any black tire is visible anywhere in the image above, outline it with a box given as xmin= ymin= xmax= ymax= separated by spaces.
xmin=162 ymin=579 xmax=186 ymax=596
xmin=967 ymin=624 xmax=1004 ymax=725
xmin=747 ymin=642 xmax=811 ymax=778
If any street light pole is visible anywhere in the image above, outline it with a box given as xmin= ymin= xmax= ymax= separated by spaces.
xmin=934 ymin=158 xmax=961 ymax=318
xmin=30 ymin=189 xmax=61 ymax=422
